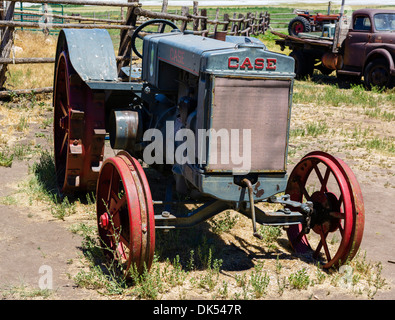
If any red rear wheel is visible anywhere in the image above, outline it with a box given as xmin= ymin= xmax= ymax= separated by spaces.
xmin=96 ymin=151 xmax=155 ymax=276
xmin=286 ymin=151 xmax=364 ymax=269
xmin=53 ymin=52 xmax=105 ymax=194
xmin=288 ymin=16 xmax=311 ymax=36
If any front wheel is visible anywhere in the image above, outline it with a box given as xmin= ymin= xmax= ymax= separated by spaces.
xmin=285 ymin=151 xmax=365 ymax=269
xmin=96 ymin=151 xmax=155 ymax=277
xmin=364 ymin=59 xmax=391 ymax=90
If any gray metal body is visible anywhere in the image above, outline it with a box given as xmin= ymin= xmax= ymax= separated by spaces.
xmin=140 ymin=31 xmax=295 ymax=203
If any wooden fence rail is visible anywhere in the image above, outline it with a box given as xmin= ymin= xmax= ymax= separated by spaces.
xmin=9 ymin=9 xmax=126 ymax=24
xmin=9 ymin=0 xmax=140 ymax=8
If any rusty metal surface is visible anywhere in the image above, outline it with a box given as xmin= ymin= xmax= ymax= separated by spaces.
xmin=271 ymin=30 xmax=333 ymax=48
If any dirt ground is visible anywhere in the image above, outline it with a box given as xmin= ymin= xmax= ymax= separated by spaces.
xmin=0 ymin=81 xmax=394 ymax=300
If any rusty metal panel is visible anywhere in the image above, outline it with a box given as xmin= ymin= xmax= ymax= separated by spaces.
xmin=206 ymin=77 xmax=291 ymax=173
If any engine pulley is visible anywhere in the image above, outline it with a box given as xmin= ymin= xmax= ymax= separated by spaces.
xmin=109 ymin=109 xmax=140 ymax=151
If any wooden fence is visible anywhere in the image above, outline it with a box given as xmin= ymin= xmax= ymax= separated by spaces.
xmin=0 ymin=0 xmax=272 ymax=96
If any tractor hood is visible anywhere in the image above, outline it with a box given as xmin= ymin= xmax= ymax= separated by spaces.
xmin=142 ymin=32 xmax=294 ymax=88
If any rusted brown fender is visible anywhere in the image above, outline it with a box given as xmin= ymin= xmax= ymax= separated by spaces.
xmin=364 ymin=47 xmax=395 ymax=76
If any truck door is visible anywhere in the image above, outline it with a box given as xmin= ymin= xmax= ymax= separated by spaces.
xmin=343 ymin=14 xmax=372 ymax=68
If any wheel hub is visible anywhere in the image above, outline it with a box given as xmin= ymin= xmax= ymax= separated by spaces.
xmin=310 ymin=191 xmax=340 ymax=234
xmin=294 ymin=22 xmax=304 ymax=33
xmin=372 ymin=67 xmax=389 ymax=86
xmin=99 ymin=212 xmax=110 ymax=230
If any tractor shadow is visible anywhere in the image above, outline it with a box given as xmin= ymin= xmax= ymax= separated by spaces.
xmin=31 ymin=147 xmax=322 ymax=273
xmin=144 ymin=165 xmax=316 ymax=272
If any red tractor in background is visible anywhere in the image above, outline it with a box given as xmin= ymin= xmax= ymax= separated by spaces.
xmin=288 ymin=9 xmax=340 ymax=36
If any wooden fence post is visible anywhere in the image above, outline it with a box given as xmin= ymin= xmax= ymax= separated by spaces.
xmin=180 ymin=6 xmax=189 ymax=31
xmin=222 ymin=13 xmax=229 ymax=32
xmin=0 ymin=1 xmax=15 ymax=89
xmin=200 ymin=8 xmax=207 ymax=37
xmin=192 ymin=1 xmax=199 ymax=32
xmin=117 ymin=0 xmax=138 ymax=75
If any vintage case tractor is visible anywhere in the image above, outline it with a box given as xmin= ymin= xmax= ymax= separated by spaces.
xmin=53 ymin=19 xmax=365 ymax=276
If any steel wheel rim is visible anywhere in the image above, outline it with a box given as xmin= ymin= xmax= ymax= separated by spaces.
xmin=286 ymin=151 xmax=364 ymax=268
xmin=96 ymin=153 xmax=155 ymax=276
xmin=370 ymin=65 xmax=390 ymax=87
xmin=53 ymin=52 xmax=70 ymax=191
xmin=53 ymin=50 xmax=106 ymax=194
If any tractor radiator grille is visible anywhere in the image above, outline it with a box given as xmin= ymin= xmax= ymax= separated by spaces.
xmin=206 ymin=77 xmax=291 ymax=173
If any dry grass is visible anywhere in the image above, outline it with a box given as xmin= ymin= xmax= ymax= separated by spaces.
xmin=7 ymin=31 xmax=57 ymax=90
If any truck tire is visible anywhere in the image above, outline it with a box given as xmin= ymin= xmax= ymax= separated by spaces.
xmin=364 ymin=59 xmax=391 ymax=90
xmin=288 ymin=16 xmax=311 ymax=36
xmin=290 ymin=50 xmax=314 ymax=79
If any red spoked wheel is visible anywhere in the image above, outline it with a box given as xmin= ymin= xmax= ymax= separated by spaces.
xmin=96 ymin=151 xmax=155 ymax=276
xmin=288 ymin=16 xmax=311 ymax=36
xmin=53 ymin=51 xmax=106 ymax=194
xmin=286 ymin=151 xmax=364 ymax=269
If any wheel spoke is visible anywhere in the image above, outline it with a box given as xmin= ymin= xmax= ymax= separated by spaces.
xmin=338 ymin=221 xmax=344 ymax=237
xmin=297 ymin=178 xmax=311 ymax=201
xmin=107 ymin=165 xmax=114 ymax=203
xmin=314 ymin=229 xmax=331 ymax=262
xmin=294 ymin=230 xmax=306 ymax=246
xmin=320 ymin=167 xmax=331 ymax=193
xmin=313 ymin=163 xmax=330 ymax=193
xmin=320 ymin=231 xmax=332 ymax=262
xmin=329 ymin=211 xmax=345 ymax=219
xmin=60 ymin=131 xmax=68 ymax=154
xmin=109 ymin=189 xmax=127 ymax=212
xmin=60 ymin=100 xmax=67 ymax=117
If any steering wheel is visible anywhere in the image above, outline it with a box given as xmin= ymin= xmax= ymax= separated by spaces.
xmin=131 ymin=19 xmax=179 ymax=59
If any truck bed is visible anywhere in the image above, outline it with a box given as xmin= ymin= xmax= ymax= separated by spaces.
xmin=271 ymin=30 xmax=334 ymax=49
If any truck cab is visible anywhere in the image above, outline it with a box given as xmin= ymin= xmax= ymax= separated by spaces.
xmin=340 ymin=9 xmax=395 ymax=88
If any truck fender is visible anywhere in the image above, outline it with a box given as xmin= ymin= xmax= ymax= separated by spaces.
xmin=364 ymin=48 xmax=395 ymax=74
xmin=54 ymin=29 xmax=118 ymax=83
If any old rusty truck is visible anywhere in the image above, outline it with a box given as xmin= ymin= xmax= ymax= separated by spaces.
xmin=274 ymin=8 xmax=395 ymax=89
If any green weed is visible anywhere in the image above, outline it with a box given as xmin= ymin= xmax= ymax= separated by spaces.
xmin=211 ymin=211 xmax=238 ymax=234
xmin=0 ymin=149 xmax=13 ymax=167
xmin=249 ymin=262 xmax=270 ymax=298
xmin=288 ymin=268 xmax=310 ymax=290
xmin=259 ymin=225 xmax=282 ymax=251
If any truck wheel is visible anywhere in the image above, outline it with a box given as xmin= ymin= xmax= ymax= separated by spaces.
xmin=364 ymin=59 xmax=391 ymax=90
xmin=290 ymin=50 xmax=314 ymax=79
xmin=288 ymin=16 xmax=311 ymax=36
